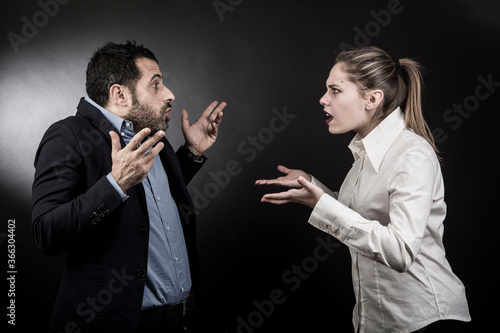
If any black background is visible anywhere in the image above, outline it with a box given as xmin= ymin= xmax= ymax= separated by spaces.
xmin=1 ymin=0 xmax=499 ymax=332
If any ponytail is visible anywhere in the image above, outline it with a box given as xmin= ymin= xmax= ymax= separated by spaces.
xmin=399 ymin=59 xmax=441 ymax=161
xmin=334 ymin=46 xmax=441 ymax=161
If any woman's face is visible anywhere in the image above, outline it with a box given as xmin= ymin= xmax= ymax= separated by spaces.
xmin=319 ymin=63 xmax=375 ymax=137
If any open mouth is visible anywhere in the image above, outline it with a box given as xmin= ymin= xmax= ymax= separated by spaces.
xmin=163 ymin=103 xmax=173 ymax=120
xmin=163 ymin=107 xmax=172 ymax=122
xmin=324 ymin=110 xmax=333 ymax=124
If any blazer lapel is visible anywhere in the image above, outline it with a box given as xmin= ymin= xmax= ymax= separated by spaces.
xmin=75 ymin=97 xmax=148 ymax=216
xmin=75 ymin=97 xmax=126 ymax=149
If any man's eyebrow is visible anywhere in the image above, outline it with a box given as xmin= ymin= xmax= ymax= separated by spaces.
xmin=150 ymin=73 xmax=162 ymax=82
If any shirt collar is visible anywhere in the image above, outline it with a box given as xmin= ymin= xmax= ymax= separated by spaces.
xmin=84 ymin=96 xmax=135 ymax=140
xmin=348 ymin=107 xmax=405 ymax=172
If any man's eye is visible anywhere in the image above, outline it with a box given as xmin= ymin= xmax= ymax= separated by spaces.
xmin=153 ymin=83 xmax=159 ymax=89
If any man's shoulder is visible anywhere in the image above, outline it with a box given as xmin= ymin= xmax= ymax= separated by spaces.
xmin=49 ymin=97 xmax=103 ymax=128
xmin=44 ymin=113 xmax=92 ymax=137
xmin=39 ymin=105 xmax=107 ymax=151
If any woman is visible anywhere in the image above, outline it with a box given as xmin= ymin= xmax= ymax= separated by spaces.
xmin=256 ymin=46 xmax=471 ymax=333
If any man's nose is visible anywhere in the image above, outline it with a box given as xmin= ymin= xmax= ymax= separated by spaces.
xmin=163 ymin=85 xmax=175 ymax=102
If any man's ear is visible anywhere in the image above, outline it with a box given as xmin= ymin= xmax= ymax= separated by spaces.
xmin=365 ymin=89 xmax=384 ymax=111
xmin=109 ymin=84 xmax=132 ymax=107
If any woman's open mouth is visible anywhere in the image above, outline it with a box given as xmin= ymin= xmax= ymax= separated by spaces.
xmin=324 ymin=110 xmax=333 ymax=124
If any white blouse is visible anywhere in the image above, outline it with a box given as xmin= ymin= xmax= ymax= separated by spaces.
xmin=309 ymin=108 xmax=471 ymax=333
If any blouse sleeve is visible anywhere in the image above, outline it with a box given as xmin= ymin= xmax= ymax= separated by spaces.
xmin=310 ymin=175 xmax=339 ymax=200
xmin=308 ymin=146 xmax=441 ymax=273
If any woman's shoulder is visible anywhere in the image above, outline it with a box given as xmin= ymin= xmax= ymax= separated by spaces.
xmin=389 ymin=128 xmax=440 ymax=167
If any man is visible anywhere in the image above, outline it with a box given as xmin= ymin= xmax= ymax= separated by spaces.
xmin=31 ymin=41 xmax=226 ymax=332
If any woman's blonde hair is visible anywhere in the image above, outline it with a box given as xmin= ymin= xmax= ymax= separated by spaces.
xmin=334 ymin=46 xmax=441 ymax=160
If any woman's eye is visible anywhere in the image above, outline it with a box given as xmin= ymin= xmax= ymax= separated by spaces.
xmin=331 ymin=88 xmax=340 ymax=94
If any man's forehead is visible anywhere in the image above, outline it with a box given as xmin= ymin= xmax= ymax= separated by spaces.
xmin=135 ymin=57 xmax=161 ymax=77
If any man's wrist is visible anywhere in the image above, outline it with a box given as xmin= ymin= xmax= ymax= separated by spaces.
xmin=182 ymin=144 xmax=203 ymax=161
xmin=106 ymin=173 xmax=129 ymax=201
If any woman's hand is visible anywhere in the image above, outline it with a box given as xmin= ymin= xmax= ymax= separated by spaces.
xmin=256 ymin=165 xmax=323 ymax=208
xmin=259 ymin=176 xmax=324 ymax=208
xmin=255 ymin=165 xmax=311 ymax=188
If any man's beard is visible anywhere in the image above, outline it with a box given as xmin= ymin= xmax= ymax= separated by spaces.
xmin=127 ymin=95 xmax=170 ymax=134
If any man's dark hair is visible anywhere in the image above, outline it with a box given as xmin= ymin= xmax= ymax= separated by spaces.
xmin=86 ymin=40 xmax=158 ymax=107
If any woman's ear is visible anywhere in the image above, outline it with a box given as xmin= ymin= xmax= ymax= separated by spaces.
xmin=365 ymin=89 xmax=384 ymax=111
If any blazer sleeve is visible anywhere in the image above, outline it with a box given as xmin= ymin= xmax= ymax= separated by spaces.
xmin=175 ymin=147 xmax=206 ymax=185
xmin=31 ymin=121 xmax=123 ymax=256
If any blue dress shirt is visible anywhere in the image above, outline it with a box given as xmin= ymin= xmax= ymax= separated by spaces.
xmin=84 ymin=97 xmax=191 ymax=309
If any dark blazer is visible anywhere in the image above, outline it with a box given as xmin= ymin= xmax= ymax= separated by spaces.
xmin=32 ymin=98 xmax=203 ymax=332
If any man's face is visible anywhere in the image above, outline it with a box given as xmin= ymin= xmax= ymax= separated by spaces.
xmin=126 ymin=57 xmax=175 ymax=133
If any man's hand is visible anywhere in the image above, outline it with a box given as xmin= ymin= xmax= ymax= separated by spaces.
xmin=182 ymin=101 xmax=226 ymax=155
xmin=110 ymin=128 xmax=165 ymax=192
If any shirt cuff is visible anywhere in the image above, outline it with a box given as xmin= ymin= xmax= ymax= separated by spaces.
xmin=308 ymin=193 xmax=360 ymax=242
xmin=181 ymin=144 xmax=205 ymax=163
xmin=106 ymin=173 xmax=129 ymax=202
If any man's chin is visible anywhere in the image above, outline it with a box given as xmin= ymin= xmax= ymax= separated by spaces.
xmin=149 ymin=121 xmax=169 ymax=134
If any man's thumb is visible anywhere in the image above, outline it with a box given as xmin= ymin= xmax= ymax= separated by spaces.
xmin=181 ymin=109 xmax=190 ymax=130
xmin=109 ymin=131 xmax=121 ymax=153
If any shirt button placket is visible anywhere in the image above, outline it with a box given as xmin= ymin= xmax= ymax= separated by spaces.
xmin=348 ymin=155 xmax=365 ymax=209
